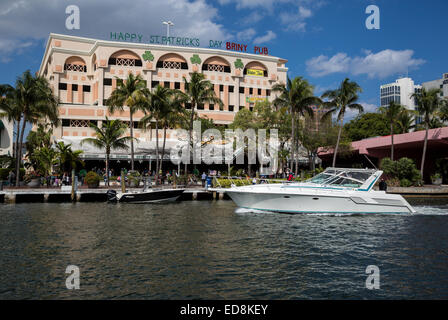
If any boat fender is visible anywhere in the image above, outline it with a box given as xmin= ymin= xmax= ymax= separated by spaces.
xmin=107 ymin=190 xmax=118 ymax=202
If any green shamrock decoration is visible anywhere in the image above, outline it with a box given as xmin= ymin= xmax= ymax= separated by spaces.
xmin=142 ymin=51 xmax=154 ymax=62
xmin=234 ymin=58 xmax=244 ymax=69
xmin=190 ymin=54 xmax=201 ymax=65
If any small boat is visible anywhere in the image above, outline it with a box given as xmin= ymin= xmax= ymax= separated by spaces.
xmin=107 ymin=188 xmax=185 ymax=203
xmin=222 ymin=168 xmax=416 ymax=214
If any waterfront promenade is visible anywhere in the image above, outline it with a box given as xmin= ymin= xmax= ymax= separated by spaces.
xmin=1 ymin=185 xmax=447 ymax=203
xmin=0 ymin=185 xmax=228 ymax=203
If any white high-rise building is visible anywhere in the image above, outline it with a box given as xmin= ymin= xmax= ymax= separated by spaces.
xmin=422 ymin=72 xmax=448 ymax=99
xmin=380 ymin=77 xmax=422 ymax=111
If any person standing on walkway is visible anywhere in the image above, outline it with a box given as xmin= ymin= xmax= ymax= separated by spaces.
xmin=201 ymin=172 xmax=207 ymax=187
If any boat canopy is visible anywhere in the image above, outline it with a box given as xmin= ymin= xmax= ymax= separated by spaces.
xmin=305 ymin=168 xmax=381 ymax=190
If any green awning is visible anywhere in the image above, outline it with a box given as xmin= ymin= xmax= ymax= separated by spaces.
xmin=0 ymin=120 xmax=5 ymax=130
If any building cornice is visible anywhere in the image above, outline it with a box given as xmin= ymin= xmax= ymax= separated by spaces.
xmin=39 ymin=33 xmax=287 ymax=75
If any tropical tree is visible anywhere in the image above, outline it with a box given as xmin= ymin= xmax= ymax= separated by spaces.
xmin=24 ymin=123 xmax=54 ymax=175
xmin=396 ymin=109 xmax=416 ymax=134
xmin=379 ymin=101 xmax=405 ymax=161
xmin=436 ymin=99 xmax=448 ymax=122
xmin=139 ymin=85 xmax=185 ymax=181
xmin=411 ymin=87 xmax=444 ymax=178
xmin=106 ymin=73 xmax=147 ymax=171
xmin=159 ymin=91 xmax=187 ymax=174
xmin=4 ymin=70 xmax=59 ymax=186
xmin=272 ymin=76 xmax=321 ymax=175
xmin=0 ymin=84 xmax=20 ymax=161
xmin=321 ymin=78 xmax=363 ymax=167
xmin=81 ymin=118 xmax=134 ymax=186
xmin=55 ymin=141 xmax=84 ymax=174
xmin=182 ymin=72 xmax=223 ymax=173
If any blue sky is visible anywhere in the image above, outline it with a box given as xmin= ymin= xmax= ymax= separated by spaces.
xmin=0 ymin=0 xmax=447 ymax=119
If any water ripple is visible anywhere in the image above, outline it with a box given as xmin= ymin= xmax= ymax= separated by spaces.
xmin=0 ymin=200 xmax=448 ymax=299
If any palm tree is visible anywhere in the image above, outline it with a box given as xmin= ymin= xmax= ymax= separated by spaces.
xmin=0 ymin=84 xmax=20 ymax=161
xmin=106 ymin=73 xmax=147 ymax=171
xmin=322 ymin=78 xmax=363 ymax=167
xmin=55 ymin=141 xmax=84 ymax=174
xmin=437 ymin=99 xmax=448 ymax=122
xmin=411 ymin=87 xmax=444 ymax=178
xmin=379 ymin=101 xmax=404 ymax=161
xmin=159 ymin=91 xmax=187 ymax=174
xmin=272 ymin=76 xmax=322 ymax=175
xmin=81 ymin=118 xmax=133 ymax=186
xmin=396 ymin=109 xmax=416 ymax=134
xmin=182 ymin=72 xmax=223 ymax=174
xmin=139 ymin=85 xmax=175 ymax=182
xmin=7 ymin=70 xmax=59 ymax=186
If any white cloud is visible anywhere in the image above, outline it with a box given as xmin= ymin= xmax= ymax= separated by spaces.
xmin=218 ymin=0 xmax=288 ymax=10
xmin=344 ymin=102 xmax=378 ymax=120
xmin=306 ymin=53 xmax=351 ymax=77
xmin=253 ymin=30 xmax=276 ymax=44
xmin=236 ymin=28 xmax=257 ymax=42
xmin=306 ymin=49 xmax=425 ymax=79
xmin=279 ymin=4 xmax=315 ymax=31
xmin=0 ymin=0 xmax=230 ymax=62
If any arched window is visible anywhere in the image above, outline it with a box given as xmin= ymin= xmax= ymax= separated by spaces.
xmin=156 ymin=53 xmax=188 ymax=70
xmin=108 ymin=50 xmax=142 ymax=67
xmin=202 ymin=56 xmax=231 ymax=73
xmin=64 ymin=56 xmax=87 ymax=73
xmin=244 ymin=61 xmax=268 ymax=77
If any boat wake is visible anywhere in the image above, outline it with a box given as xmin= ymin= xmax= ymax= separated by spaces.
xmin=234 ymin=207 xmax=405 ymax=217
xmin=412 ymin=206 xmax=448 ymax=215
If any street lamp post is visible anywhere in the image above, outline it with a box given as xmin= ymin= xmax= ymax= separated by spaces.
xmin=162 ymin=21 xmax=174 ymax=41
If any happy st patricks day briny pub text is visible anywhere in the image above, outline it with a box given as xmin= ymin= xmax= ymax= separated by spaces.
xmin=109 ymin=32 xmax=269 ymax=55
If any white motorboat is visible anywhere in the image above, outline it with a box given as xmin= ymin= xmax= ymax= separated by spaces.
xmin=223 ymin=168 xmax=415 ymax=214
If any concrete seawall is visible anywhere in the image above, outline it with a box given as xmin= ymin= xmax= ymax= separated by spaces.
xmin=1 ymin=186 xmax=446 ymax=203
xmin=0 ymin=187 xmax=229 ymax=203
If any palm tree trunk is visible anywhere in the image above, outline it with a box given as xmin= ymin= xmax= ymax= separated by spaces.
xmin=186 ymin=101 xmax=196 ymax=175
xmin=421 ymin=121 xmax=429 ymax=180
xmin=390 ymin=123 xmax=394 ymax=161
xmin=16 ymin=116 xmax=27 ymax=186
xmin=106 ymin=148 xmax=110 ymax=187
xmin=332 ymin=118 xmax=344 ymax=167
xmin=129 ymin=113 xmax=135 ymax=171
xmin=14 ymin=118 xmax=21 ymax=185
xmin=160 ymin=126 xmax=167 ymax=174
xmin=155 ymin=119 xmax=159 ymax=185
xmin=291 ymin=111 xmax=295 ymax=174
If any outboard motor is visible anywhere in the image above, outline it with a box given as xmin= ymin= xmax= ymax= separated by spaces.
xmin=107 ymin=190 xmax=118 ymax=202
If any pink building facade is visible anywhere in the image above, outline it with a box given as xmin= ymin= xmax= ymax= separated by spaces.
xmin=38 ymin=34 xmax=288 ymax=144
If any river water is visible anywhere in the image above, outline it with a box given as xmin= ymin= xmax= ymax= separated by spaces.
xmin=0 ymin=199 xmax=447 ymax=299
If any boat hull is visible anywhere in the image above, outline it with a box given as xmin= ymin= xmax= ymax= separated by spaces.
xmin=118 ymin=189 xmax=185 ymax=203
xmin=226 ymin=190 xmax=414 ymax=214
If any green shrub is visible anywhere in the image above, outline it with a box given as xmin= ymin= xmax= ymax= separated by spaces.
xmin=85 ymin=171 xmax=100 ymax=186
xmin=0 ymin=168 xmax=10 ymax=180
xmin=214 ymin=178 xmax=251 ymax=188
xmin=380 ymin=157 xmax=421 ymax=186
xmin=400 ymin=178 xmax=412 ymax=187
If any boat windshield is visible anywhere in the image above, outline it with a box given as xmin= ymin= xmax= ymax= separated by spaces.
xmin=305 ymin=168 xmax=375 ymax=188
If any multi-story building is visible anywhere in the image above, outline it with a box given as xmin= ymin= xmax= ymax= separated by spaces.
xmin=380 ymin=77 xmax=422 ymax=110
xmin=38 ymin=33 xmax=288 ymax=166
xmin=0 ymin=119 xmax=13 ymax=156
xmin=422 ymin=72 xmax=448 ymax=99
